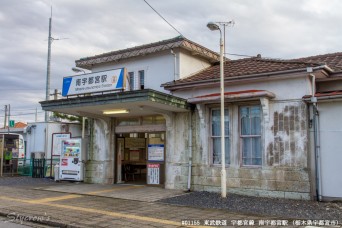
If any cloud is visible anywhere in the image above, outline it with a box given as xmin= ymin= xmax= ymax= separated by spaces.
xmin=0 ymin=0 xmax=342 ymax=125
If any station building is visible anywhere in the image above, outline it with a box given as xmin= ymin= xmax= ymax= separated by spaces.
xmin=41 ymin=36 xmax=342 ymax=200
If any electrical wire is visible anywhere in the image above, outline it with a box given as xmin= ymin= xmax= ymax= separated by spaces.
xmin=7 ymin=112 xmax=44 ymax=117
xmin=143 ymin=0 xmax=184 ymax=37
xmin=226 ymin=52 xmax=255 ymax=58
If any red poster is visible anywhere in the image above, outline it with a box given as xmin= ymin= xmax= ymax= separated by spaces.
xmin=148 ymin=163 xmax=160 ymax=168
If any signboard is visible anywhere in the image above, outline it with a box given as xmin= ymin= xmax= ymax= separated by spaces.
xmin=147 ymin=163 xmax=160 ymax=185
xmin=52 ymin=133 xmax=71 ymax=156
xmin=62 ymin=68 xmax=126 ymax=96
xmin=9 ymin=120 xmax=15 ymax=127
xmin=125 ymin=138 xmax=146 ymax=148
xmin=148 ymin=144 xmax=164 ymax=161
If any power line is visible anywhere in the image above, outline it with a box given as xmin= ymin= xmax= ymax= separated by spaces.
xmin=9 ymin=112 xmax=44 ymax=117
xmin=143 ymin=0 xmax=184 ymax=37
xmin=226 ymin=52 xmax=255 ymax=58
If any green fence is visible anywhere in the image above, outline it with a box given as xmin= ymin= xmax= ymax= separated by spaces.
xmin=17 ymin=158 xmax=31 ymax=176
xmin=2 ymin=158 xmax=60 ymax=178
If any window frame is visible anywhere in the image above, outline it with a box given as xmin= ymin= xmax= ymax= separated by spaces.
xmin=239 ymin=105 xmax=262 ymax=167
xmin=138 ymin=70 xmax=145 ymax=89
xmin=210 ymin=106 xmax=230 ymax=166
xmin=128 ymin=72 xmax=134 ymax=91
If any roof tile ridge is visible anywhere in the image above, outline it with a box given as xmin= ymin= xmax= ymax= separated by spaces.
xmin=79 ymin=36 xmax=184 ymax=61
xmin=294 ymin=52 xmax=342 ymax=60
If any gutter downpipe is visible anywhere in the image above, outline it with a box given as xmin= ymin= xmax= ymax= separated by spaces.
xmin=171 ymin=49 xmax=177 ymax=81
xmin=310 ymin=73 xmax=322 ymax=201
xmin=187 ymin=109 xmax=193 ymax=192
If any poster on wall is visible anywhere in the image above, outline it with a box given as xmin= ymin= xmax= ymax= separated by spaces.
xmin=148 ymin=144 xmax=164 ymax=161
xmin=52 ymin=133 xmax=71 ymax=156
xmin=147 ymin=163 xmax=160 ymax=185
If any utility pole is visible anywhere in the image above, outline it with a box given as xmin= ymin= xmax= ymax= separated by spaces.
xmin=50 ymin=89 xmax=60 ymax=100
xmin=35 ymin=108 xmax=38 ymax=122
xmin=7 ymin=104 xmax=10 ymax=134
xmin=3 ymin=105 xmax=7 ymax=129
xmin=45 ymin=9 xmax=52 ymax=122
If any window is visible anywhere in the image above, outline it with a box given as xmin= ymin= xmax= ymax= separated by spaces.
xmin=139 ymin=70 xmax=145 ymax=89
xmin=211 ymin=108 xmax=230 ymax=165
xmin=240 ymin=106 xmax=262 ymax=166
xmin=128 ymin=72 xmax=134 ymax=91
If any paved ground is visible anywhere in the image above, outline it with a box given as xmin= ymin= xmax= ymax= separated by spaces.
xmin=0 ymin=176 xmax=341 ymax=228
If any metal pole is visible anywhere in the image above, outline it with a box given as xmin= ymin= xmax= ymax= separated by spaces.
xmin=4 ymin=105 xmax=7 ymax=129
xmin=35 ymin=108 xmax=38 ymax=122
xmin=7 ymin=104 xmax=10 ymax=134
xmin=45 ymin=16 xmax=52 ymax=122
xmin=0 ymin=134 xmax=4 ymax=177
xmin=219 ymin=31 xmax=226 ymax=198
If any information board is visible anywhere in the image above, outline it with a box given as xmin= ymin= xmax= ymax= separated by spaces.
xmin=148 ymin=144 xmax=164 ymax=161
xmin=147 ymin=163 xmax=160 ymax=185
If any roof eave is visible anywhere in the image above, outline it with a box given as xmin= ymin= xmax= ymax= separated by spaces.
xmin=164 ymin=65 xmax=329 ymax=91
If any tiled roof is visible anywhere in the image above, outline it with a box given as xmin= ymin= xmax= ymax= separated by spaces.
xmin=76 ymin=36 xmax=220 ymax=69
xmin=163 ymin=57 xmax=321 ymax=87
xmin=303 ymin=90 xmax=342 ymax=99
xmin=14 ymin=122 xmax=27 ymax=128
xmin=292 ymin=52 xmax=342 ymax=71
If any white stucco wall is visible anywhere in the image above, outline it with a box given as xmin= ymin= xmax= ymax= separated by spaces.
xmin=26 ymin=122 xmax=81 ymax=159
xmin=85 ymin=118 xmax=114 ymax=184
xmin=87 ymin=49 xmax=213 ymax=94
xmin=174 ymin=75 xmax=312 ymax=101
xmin=90 ymin=51 xmax=174 ymax=93
xmin=178 ymin=50 xmax=212 ymax=80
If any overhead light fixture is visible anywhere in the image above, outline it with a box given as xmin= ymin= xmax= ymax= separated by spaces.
xmin=103 ymin=109 xmax=129 ymax=115
xmin=207 ymin=22 xmax=220 ymax=31
xmin=72 ymin=67 xmax=86 ymax=74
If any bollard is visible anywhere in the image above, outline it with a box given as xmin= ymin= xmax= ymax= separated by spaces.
xmin=54 ymin=163 xmax=60 ymax=182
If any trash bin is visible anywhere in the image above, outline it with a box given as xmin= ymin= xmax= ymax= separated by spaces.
xmin=54 ymin=163 xmax=60 ymax=182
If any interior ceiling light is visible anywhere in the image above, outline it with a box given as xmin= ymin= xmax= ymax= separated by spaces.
xmin=103 ymin=109 xmax=129 ymax=115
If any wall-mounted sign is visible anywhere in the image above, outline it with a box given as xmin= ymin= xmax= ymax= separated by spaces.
xmin=148 ymin=144 xmax=164 ymax=161
xmin=125 ymin=138 xmax=146 ymax=148
xmin=52 ymin=133 xmax=71 ymax=156
xmin=147 ymin=163 xmax=160 ymax=185
xmin=62 ymin=68 xmax=126 ymax=96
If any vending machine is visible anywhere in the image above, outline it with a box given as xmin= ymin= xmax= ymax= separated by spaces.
xmin=59 ymin=138 xmax=84 ymax=181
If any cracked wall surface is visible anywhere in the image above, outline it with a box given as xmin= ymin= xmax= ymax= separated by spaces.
xmin=166 ymin=101 xmax=311 ymax=200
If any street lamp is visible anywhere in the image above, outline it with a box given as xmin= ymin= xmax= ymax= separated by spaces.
xmin=207 ymin=21 xmax=233 ymax=198
xmin=72 ymin=67 xmax=86 ymax=74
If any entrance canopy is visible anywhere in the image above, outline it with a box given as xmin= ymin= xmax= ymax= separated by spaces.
xmin=40 ymin=89 xmax=192 ymax=118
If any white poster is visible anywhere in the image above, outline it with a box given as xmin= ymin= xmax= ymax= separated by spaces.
xmin=148 ymin=144 xmax=164 ymax=161
xmin=52 ymin=133 xmax=71 ymax=156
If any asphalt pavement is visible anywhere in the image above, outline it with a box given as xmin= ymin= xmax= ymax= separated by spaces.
xmin=0 ymin=176 xmax=341 ymax=228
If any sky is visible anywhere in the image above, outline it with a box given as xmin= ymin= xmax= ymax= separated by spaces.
xmin=1 ymin=0 xmax=342 ymax=127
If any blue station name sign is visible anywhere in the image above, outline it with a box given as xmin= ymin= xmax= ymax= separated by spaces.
xmin=62 ymin=68 xmax=126 ymax=97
